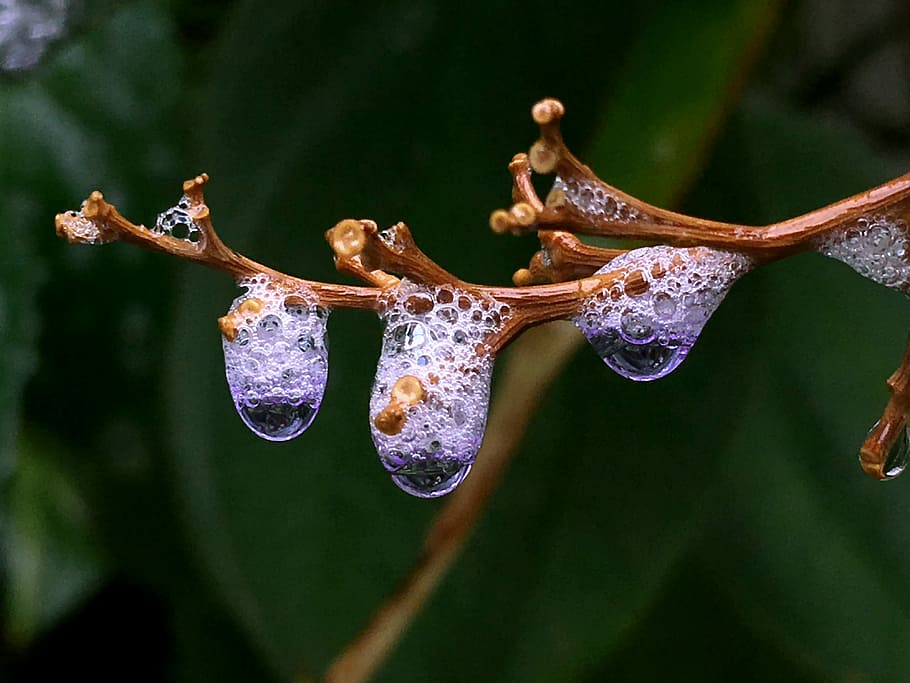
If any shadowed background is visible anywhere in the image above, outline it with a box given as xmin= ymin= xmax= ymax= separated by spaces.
xmin=3 ymin=0 xmax=910 ymax=681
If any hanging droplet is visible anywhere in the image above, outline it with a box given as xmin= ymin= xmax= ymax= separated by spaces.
xmin=881 ymin=424 xmax=910 ymax=480
xmin=222 ymin=276 xmax=330 ymax=441
xmin=575 ymin=246 xmax=752 ymax=381
xmin=369 ymin=280 xmax=506 ymax=498
xmin=586 ymin=329 xmax=686 ymax=380
xmin=239 ymin=402 xmax=319 ymax=441
xmin=391 ymin=459 xmax=472 ymax=498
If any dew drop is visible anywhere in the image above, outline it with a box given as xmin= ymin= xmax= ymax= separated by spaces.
xmin=390 ymin=459 xmax=472 ymax=498
xmin=815 ymin=214 xmax=910 ymax=290
xmin=882 ymin=425 xmax=910 ymax=480
xmin=239 ymin=402 xmax=318 ymax=442
xmin=587 ymin=329 xmax=687 ymax=381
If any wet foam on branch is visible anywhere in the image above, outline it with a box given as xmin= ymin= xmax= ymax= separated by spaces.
xmin=490 ymin=98 xmax=910 ymax=481
xmin=54 ymin=98 xmax=910 ymax=484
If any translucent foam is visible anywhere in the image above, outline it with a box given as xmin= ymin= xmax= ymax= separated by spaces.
xmin=153 ymin=196 xmax=201 ymax=245
xmin=369 ymin=279 xmax=509 ymax=497
xmin=60 ymin=202 xmax=114 ymax=245
xmin=0 ymin=0 xmax=70 ymax=73
xmin=222 ymin=275 xmax=329 ymax=441
xmin=551 ymin=176 xmax=645 ymax=223
xmin=575 ymin=246 xmax=752 ymax=381
xmin=814 ymin=214 xmax=910 ymax=291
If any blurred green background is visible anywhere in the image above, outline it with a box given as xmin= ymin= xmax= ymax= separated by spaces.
xmin=3 ymin=0 xmax=910 ymax=681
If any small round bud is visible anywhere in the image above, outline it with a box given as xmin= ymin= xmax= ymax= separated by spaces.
xmin=218 ymin=315 xmax=239 ymax=341
xmin=327 ymin=219 xmax=367 ymax=257
xmin=489 ymin=209 xmax=513 ymax=234
xmin=512 ymin=268 xmax=534 ymax=286
xmin=391 ymin=375 xmax=425 ymax=405
xmin=545 ymin=188 xmax=568 ymax=209
xmin=374 ymin=404 xmax=407 ymax=436
xmin=510 ymin=202 xmax=537 ymax=226
xmin=237 ymin=298 xmax=263 ymax=316
xmin=529 ymin=140 xmax=557 ymax=174
xmin=531 ymin=98 xmax=565 ymax=125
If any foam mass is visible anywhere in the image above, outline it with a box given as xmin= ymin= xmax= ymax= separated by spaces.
xmin=814 ymin=214 xmax=910 ymax=291
xmin=222 ymin=275 xmax=330 ymax=441
xmin=574 ymin=246 xmax=752 ymax=381
xmin=369 ymin=279 xmax=509 ymax=498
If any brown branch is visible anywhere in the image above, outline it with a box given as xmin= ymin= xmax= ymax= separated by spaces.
xmin=513 ymin=230 xmax=626 ymax=285
xmin=56 ymin=155 xmax=910 ymax=477
xmin=861 ymin=334 xmax=910 ymax=479
xmin=318 ymin=322 xmax=583 ymax=683
xmin=489 ymin=98 xmax=910 ymax=479
xmin=492 ymin=99 xmax=910 ymax=258
xmin=56 ymin=175 xmax=384 ymax=311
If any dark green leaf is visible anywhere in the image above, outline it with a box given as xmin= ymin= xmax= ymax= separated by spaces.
xmin=697 ymin=99 xmax=910 ymax=681
xmin=4 ymin=433 xmax=106 ymax=647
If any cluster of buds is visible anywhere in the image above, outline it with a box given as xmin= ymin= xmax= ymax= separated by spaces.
xmin=55 ymin=99 xmax=910 ymax=496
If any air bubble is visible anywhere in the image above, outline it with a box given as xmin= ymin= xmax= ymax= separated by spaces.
xmin=154 ymin=201 xmax=201 ymax=245
xmin=240 ymin=402 xmax=318 ymax=442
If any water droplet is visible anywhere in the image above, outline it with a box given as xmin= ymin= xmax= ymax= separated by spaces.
xmin=390 ymin=459 xmax=472 ymax=498
xmin=239 ymin=402 xmax=318 ymax=441
xmin=387 ymin=321 xmax=428 ymax=354
xmin=815 ymin=214 xmax=910 ymax=290
xmin=587 ymin=329 xmax=687 ymax=381
xmin=882 ymin=425 xmax=910 ymax=479
xmin=223 ymin=279 xmax=330 ymax=441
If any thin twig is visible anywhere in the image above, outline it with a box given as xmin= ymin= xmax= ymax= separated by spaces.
xmin=318 ymin=322 xmax=583 ymax=683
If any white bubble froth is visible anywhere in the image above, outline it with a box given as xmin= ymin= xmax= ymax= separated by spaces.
xmin=61 ymin=201 xmax=113 ymax=245
xmin=575 ymin=246 xmax=752 ymax=381
xmin=153 ymin=196 xmax=201 ymax=245
xmin=814 ymin=214 xmax=910 ymax=291
xmin=552 ymin=175 xmax=644 ymax=223
xmin=222 ymin=275 xmax=329 ymax=440
xmin=369 ymin=280 xmax=508 ymax=486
